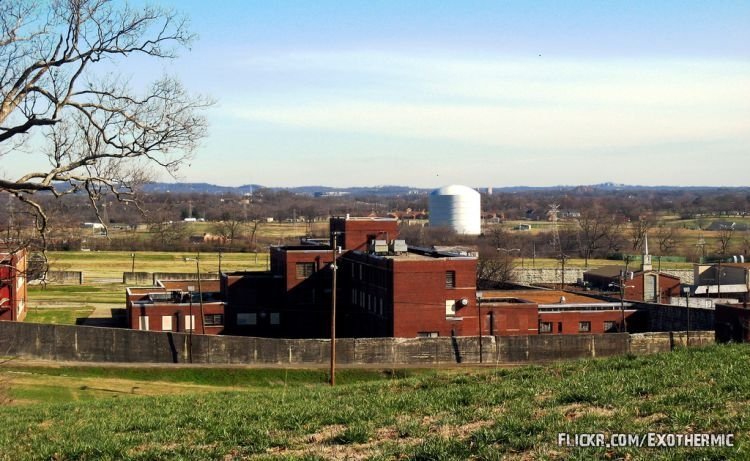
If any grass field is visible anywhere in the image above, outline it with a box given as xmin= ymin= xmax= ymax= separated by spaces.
xmin=0 ymin=344 xmax=747 ymax=459
xmin=45 ymin=250 xmax=270 ymax=281
xmin=23 ymin=307 xmax=95 ymax=325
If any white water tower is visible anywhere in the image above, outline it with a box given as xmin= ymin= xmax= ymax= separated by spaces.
xmin=429 ymin=185 xmax=481 ymax=235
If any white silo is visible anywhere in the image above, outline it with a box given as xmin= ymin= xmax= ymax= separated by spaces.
xmin=429 ymin=185 xmax=481 ymax=235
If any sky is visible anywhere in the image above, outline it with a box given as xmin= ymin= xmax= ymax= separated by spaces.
xmin=5 ymin=1 xmax=750 ymax=188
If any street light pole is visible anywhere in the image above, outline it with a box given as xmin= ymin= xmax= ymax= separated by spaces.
xmin=130 ymin=252 xmax=135 ymax=274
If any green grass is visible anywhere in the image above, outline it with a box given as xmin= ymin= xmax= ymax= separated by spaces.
xmin=45 ymin=250 xmax=271 ymax=280
xmin=1 ymin=366 xmax=423 ymax=390
xmin=23 ymin=307 xmax=94 ymax=325
xmin=28 ymin=284 xmax=124 ymax=304
xmin=0 ymin=344 xmax=748 ymax=459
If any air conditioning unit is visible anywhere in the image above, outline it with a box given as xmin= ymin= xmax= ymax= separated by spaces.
xmin=390 ymin=239 xmax=407 ymax=254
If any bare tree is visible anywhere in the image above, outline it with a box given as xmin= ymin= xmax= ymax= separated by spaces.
xmin=476 ymin=246 xmax=518 ymax=289
xmin=0 ymin=0 xmax=210 ymax=246
xmin=716 ymin=223 xmax=735 ymax=257
xmin=655 ymin=223 xmax=679 ymax=255
xmin=575 ymin=208 xmax=613 ymax=266
xmin=629 ymin=216 xmax=654 ymax=251
xmin=214 ymin=218 xmax=244 ymax=249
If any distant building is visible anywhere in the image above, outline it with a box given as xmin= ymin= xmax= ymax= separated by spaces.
xmin=583 ymin=236 xmax=681 ymax=304
xmin=0 ymin=247 xmax=27 ymax=322
xmin=694 ymin=262 xmax=750 ymax=303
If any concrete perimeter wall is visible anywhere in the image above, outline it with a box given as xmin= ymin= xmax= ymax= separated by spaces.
xmin=511 ymin=268 xmax=693 ymax=285
xmin=44 ymin=271 xmax=84 ymax=285
xmin=0 ymin=322 xmax=714 ymax=365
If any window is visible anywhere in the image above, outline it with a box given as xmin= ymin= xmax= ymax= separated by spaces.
xmin=445 ymin=300 xmax=456 ymax=317
xmin=185 ymin=315 xmax=196 ymax=331
xmin=445 ymin=271 xmax=456 ymax=288
xmin=270 ymin=312 xmax=280 ymax=325
xmin=237 ymin=313 xmax=257 ymax=325
xmin=161 ymin=316 xmax=173 ymax=331
xmin=138 ymin=316 xmax=149 ymax=330
xmin=578 ymin=321 xmax=591 ymax=333
xmin=604 ymin=321 xmax=617 ymax=332
xmin=539 ymin=321 xmax=553 ymax=333
xmin=204 ymin=314 xmax=224 ymax=326
xmin=296 ymin=262 xmax=315 ymax=279
xmin=417 ymin=332 xmax=439 ymax=338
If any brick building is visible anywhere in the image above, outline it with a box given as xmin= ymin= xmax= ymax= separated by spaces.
xmin=126 ymin=279 xmax=225 ymax=334
xmin=583 ymin=241 xmax=681 ymax=304
xmin=478 ymin=290 xmax=639 ymax=336
xmin=341 ymin=247 xmax=477 ymax=338
xmin=122 ymin=217 xmax=653 ymax=339
xmin=0 ymin=247 xmax=27 ymax=322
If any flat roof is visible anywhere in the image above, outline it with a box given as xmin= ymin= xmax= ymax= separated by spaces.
xmin=332 ymin=216 xmax=398 ymax=221
xmin=481 ymin=290 xmax=607 ymax=305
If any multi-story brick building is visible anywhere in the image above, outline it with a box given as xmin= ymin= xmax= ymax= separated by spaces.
xmin=0 ymin=247 xmax=27 ymax=322
xmin=341 ymin=247 xmax=477 ymax=337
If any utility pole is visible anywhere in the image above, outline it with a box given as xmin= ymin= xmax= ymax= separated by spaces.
xmin=684 ymin=286 xmax=691 ymax=348
xmin=130 ymin=253 xmax=135 ymax=274
xmin=478 ymin=295 xmax=483 ymax=364
xmin=184 ymin=254 xmax=205 ymax=335
xmin=330 ymin=232 xmax=341 ymax=386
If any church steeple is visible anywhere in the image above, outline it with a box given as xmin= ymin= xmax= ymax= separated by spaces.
xmin=641 ymin=233 xmax=652 ymax=271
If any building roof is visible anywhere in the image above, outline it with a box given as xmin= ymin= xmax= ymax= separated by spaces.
xmin=480 ymin=290 xmax=606 ymax=305
xmin=720 ymin=263 xmax=750 ymax=269
xmin=584 ymin=265 xmax=626 ymax=278
xmin=584 ymin=265 xmax=680 ymax=280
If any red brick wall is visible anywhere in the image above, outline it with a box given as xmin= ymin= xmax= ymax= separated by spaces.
xmin=127 ymin=301 xmax=225 ymax=335
xmin=330 ymin=218 xmax=399 ymax=252
xmin=478 ymin=305 xmax=539 ymax=336
xmin=625 ymin=273 xmax=682 ymax=304
xmin=539 ymin=310 xmax=637 ymax=335
xmin=0 ymin=250 xmax=27 ymax=322
xmin=391 ymin=258 xmax=477 ymax=337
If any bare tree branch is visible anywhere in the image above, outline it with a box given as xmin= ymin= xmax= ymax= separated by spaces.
xmin=0 ymin=0 xmax=211 ymax=248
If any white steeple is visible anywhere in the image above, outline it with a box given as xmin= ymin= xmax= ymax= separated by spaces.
xmin=642 ymin=233 xmax=652 ymax=271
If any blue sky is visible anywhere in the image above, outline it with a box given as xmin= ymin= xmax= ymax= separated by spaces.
xmin=5 ymin=1 xmax=750 ymax=187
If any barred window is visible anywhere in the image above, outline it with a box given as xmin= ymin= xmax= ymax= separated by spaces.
xmin=578 ymin=321 xmax=591 ymax=333
xmin=204 ymin=314 xmax=224 ymax=326
xmin=445 ymin=271 xmax=456 ymax=288
xmin=296 ymin=262 xmax=315 ymax=279
xmin=539 ymin=321 xmax=553 ymax=333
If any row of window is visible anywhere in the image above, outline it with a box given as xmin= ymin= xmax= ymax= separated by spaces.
xmin=237 ymin=312 xmax=280 ymax=326
xmin=351 ymin=288 xmax=385 ymax=316
xmin=350 ymin=262 xmax=389 ymax=286
xmin=138 ymin=314 xmax=225 ymax=331
xmin=539 ymin=320 xmax=618 ymax=333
